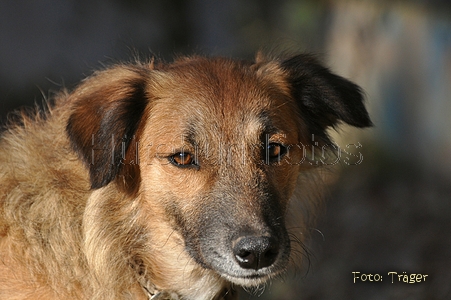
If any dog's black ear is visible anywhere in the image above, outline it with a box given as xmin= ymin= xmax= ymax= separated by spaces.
xmin=281 ymin=54 xmax=372 ymax=142
xmin=66 ymin=65 xmax=149 ymax=193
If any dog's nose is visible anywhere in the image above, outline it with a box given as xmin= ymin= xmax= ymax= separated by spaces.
xmin=232 ymin=236 xmax=279 ymax=270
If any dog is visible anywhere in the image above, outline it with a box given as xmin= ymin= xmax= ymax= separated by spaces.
xmin=0 ymin=53 xmax=371 ymax=299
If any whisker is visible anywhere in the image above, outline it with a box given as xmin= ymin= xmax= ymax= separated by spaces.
xmin=310 ymin=227 xmax=325 ymax=242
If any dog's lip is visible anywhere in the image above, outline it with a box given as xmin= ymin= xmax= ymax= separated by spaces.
xmin=228 ymin=273 xmax=268 ymax=280
xmin=210 ymin=258 xmax=287 ymax=286
xmin=226 ymin=269 xmax=269 ymax=278
xmin=219 ymin=269 xmax=280 ymax=287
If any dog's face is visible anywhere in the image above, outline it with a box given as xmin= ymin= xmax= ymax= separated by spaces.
xmin=66 ymin=54 xmax=371 ymax=297
xmin=139 ymin=59 xmax=304 ymax=286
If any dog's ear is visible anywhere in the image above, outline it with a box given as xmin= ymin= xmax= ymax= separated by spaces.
xmin=66 ymin=65 xmax=149 ymax=194
xmin=281 ymin=54 xmax=372 ymax=142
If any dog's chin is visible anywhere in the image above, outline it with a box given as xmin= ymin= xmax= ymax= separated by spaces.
xmin=220 ymin=271 xmax=278 ymax=287
xmin=208 ymin=259 xmax=287 ymax=288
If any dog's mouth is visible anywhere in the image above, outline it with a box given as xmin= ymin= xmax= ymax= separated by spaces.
xmin=191 ymin=234 xmax=291 ymax=287
xmin=220 ymin=268 xmax=283 ymax=287
xmin=212 ymin=256 xmax=290 ymax=288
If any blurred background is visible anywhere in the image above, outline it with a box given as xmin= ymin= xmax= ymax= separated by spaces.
xmin=1 ymin=0 xmax=450 ymax=299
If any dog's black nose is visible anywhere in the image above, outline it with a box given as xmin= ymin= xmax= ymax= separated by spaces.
xmin=232 ymin=236 xmax=279 ymax=270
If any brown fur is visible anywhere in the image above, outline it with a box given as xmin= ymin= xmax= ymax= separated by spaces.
xmin=0 ymin=54 xmax=371 ymax=299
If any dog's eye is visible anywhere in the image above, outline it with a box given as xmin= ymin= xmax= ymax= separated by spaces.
xmin=267 ymin=143 xmax=287 ymax=162
xmin=170 ymin=152 xmax=196 ymax=168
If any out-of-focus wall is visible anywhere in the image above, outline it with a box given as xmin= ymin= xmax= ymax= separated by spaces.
xmin=326 ymin=1 xmax=451 ymax=177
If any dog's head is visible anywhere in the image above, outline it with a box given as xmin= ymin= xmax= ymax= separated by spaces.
xmin=67 ymin=54 xmax=371 ymax=297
